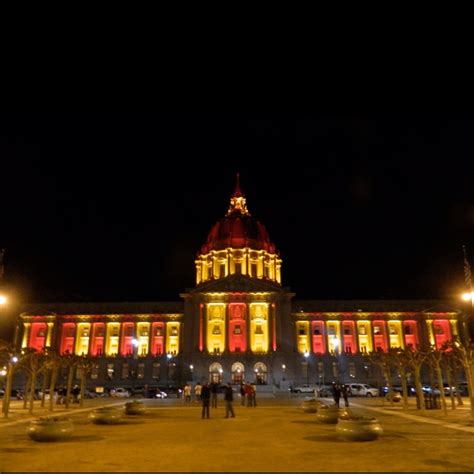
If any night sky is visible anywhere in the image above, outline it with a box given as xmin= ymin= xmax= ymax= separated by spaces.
xmin=0 ymin=114 xmax=473 ymax=306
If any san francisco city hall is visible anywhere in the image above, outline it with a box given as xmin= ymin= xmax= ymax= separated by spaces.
xmin=15 ymin=180 xmax=469 ymax=391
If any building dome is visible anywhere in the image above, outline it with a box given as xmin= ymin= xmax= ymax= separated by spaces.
xmin=200 ymin=176 xmax=276 ymax=254
xmin=195 ymin=175 xmax=282 ymax=285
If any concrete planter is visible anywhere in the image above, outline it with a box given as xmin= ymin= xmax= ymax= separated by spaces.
xmin=336 ymin=417 xmax=383 ymax=441
xmin=315 ymin=405 xmax=339 ymax=424
xmin=27 ymin=417 xmax=74 ymax=442
xmin=125 ymin=400 xmax=145 ymax=415
xmin=89 ymin=407 xmax=123 ymax=424
xmin=301 ymin=398 xmax=322 ymax=413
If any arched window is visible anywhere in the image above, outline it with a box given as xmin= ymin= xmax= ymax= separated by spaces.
xmin=253 ymin=362 xmax=267 ymax=385
xmin=209 ymin=362 xmax=223 ymax=384
xmin=231 ymin=362 xmax=245 ymax=384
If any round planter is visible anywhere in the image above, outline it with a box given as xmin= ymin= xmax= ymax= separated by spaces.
xmin=336 ymin=417 xmax=383 ymax=441
xmin=301 ymin=399 xmax=322 ymax=413
xmin=27 ymin=417 xmax=74 ymax=442
xmin=315 ymin=405 xmax=339 ymax=424
xmin=125 ymin=400 xmax=145 ymax=415
xmin=89 ymin=407 xmax=123 ymax=425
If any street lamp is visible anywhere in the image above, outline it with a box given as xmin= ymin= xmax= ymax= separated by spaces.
xmin=281 ymin=364 xmax=286 ymax=381
xmin=303 ymin=351 xmax=310 ymax=385
xmin=461 ymin=292 xmax=474 ymax=344
xmin=0 ymin=294 xmax=6 ymax=305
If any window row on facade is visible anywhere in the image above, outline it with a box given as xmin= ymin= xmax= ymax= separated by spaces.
xmin=195 ymin=248 xmax=282 ymax=284
xmin=21 ymin=320 xmax=181 ymax=356
xmin=295 ymin=318 xmax=457 ymax=354
xmin=201 ymin=302 xmax=275 ymax=354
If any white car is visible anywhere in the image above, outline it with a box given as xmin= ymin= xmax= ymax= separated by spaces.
xmin=110 ymin=387 xmax=130 ymax=398
xmin=347 ymin=383 xmax=379 ymax=397
xmin=290 ymin=385 xmax=316 ymax=393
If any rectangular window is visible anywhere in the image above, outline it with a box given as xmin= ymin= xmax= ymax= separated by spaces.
xmin=140 ymin=327 xmax=148 ymax=336
xmin=220 ymin=263 xmax=226 ymax=276
xmin=234 ymin=262 xmax=242 ymax=274
xmin=373 ymin=325 xmax=381 ymax=335
xmin=358 ymin=325 xmax=367 ymax=335
xmin=171 ymin=327 xmax=178 ymax=336
xmin=107 ymin=363 xmax=114 ymax=380
xmin=298 ymin=327 xmax=306 ymax=335
xmin=155 ymin=327 xmax=163 ymax=336
xmin=327 ymin=325 xmax=336 ymax=336
xmin=404 ymin=324 xmax=412 ymax=335
xmin=124 ymin=326 xmax=133 ymax=337
xmin=255 ymin=325 xmax=263 ymax=335
xmin=389 ymin=325 xmax=397 ymax=335
xmin=137 ymin=363 xmax=145 ymax=379
xmin=91 ymin=363 xmax=99 ymax=380
xmin=317 ymin=361 xmax=324 ymax=375
xmin=67 ymin=327 xmax=75 ymax=337
xmin=332 ymin=362 xmax=339 ymax=378
xmin=314 ymin=328 xmax=321 ymax=335
xmin=348 ymin=362 xmax=356 ymax=378
xmin=234 ymin=325 xmax=241 ymax=334
xmin=152 ymin=363 xmax=160 ymax=379
xmin=121 ymin=363 xmax=129 ymax=379
xmin=212 ymin=325 xmax=221 ymax=335
xmin=343 ymin=327 xmax=351 ymax=335
xmin=251 ymin=263 xmax=257 ymax=276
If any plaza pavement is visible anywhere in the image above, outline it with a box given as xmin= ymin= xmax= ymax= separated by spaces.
xmin=1 ymin=394 xmax=474 ymax=472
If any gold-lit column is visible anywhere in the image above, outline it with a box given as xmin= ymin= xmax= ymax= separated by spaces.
xmin=45 ymin=322 xmax=55 ymax=348
xmin=21 ymin=322 xmax=31 ymax=349
xmin=450 ymin=319 xmax=459 ymax=337
xmin=426 ymin=319 xmax=435 ymax=346
xmin=245 ymin=303 xmax=251 ymax=353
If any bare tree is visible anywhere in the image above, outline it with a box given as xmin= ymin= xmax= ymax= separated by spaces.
xmin=402 ymin=347 xmax=429 ymax=411
xmin=427 ymin=346 xmax=448 ymax=415
xmin=76 ymin=355 xmax=94 ymax=408
xmin=447 ymin=337 xmax=474 ymax=419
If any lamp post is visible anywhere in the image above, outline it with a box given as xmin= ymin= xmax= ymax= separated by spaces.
xmin=189 ymin=364 xmax=194 ymax=382
xmin=281 ymin=364 xmax=286 ymax=381
xmin=461 ymin=291 xmax=474 ymax=344
xmin=2 ymin=354 xmax=18 ymax=418
xmin=303 ymin=351 xmax=310 ymax=385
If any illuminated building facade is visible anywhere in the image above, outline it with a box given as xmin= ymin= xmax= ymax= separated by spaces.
xmin=16 ymin=180 xmax=468 ymax=389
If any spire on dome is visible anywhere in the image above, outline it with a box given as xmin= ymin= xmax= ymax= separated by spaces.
xmin=227 ymin=173 xmax=250 ymax=216
xmin=234 ymin=173 xmax=243 ymax=197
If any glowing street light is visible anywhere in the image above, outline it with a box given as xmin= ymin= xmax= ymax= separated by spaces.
xmin=303 ymin=351 xmax=310 ymax=385
xmin=462 ymin=292 xmax=474 ymax=302
xmin=0 ymin=295 xmax=7 ymax=305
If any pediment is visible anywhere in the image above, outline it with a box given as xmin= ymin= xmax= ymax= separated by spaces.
xmin=192 ymin=274 xmax=283 ymax=294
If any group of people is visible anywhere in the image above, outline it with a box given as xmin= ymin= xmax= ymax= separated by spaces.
xmin=199 ymin=382 xmax=235 ymax=419
xmin=331 ymin=381 xmax=350 ymax=407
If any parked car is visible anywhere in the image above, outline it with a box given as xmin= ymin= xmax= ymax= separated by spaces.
xmin=110 ymin=387 xmax=130 ymax=398
xmin=346 ymin=383 xmax=379 ymax=397
xmin=289 ymin=384 xmax=317 ymax=394
xmin=155 ymin=390 xmax=168 ymax=399
xmin=458 ymin=382 xmax=469 ymax=396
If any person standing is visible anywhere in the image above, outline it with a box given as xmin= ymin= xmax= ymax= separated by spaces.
xmin=201 ymin=383 xmax=211 ymax=419
xmin=183 ymin=384 xmax=191 ymax=403
xmin=194 ymin=382 xmax=202 ymax=402
xmin=210 ymin=381 xmax=219 ymax=408
xmin=224 ymin=383 xmax=235 ymax=418
xmin=341 ymin=384 xmax=350 ymax=407
xmin=332 ymin=382 xmax=341 ymax=408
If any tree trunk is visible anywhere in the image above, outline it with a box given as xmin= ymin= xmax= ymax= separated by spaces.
xmin=2 ymin=362 xmax=15 ymax=418
xmin=29 ymin=371 xmax=38 ymax=415
xmin=400 ymin=372 xmax=409 ymax=410
xmin=446 ymin=365 xmax=456 ymax=410
xmin=48 ymin=366 xmax=59 ymax=412
xmin=434 ymin=361 xmax=447 ymax=415
xmin=414 ymin=369 xmax=425 ymax=411
xmin=79 ymin=371 xmax=86 ymax=408
xmin=40 ymin=371 xmax=48 ymax=408
xmin=23 ymin=377 xmax=30 ymax=410
xmin=65 ymin=365 xmax=74 ymax=409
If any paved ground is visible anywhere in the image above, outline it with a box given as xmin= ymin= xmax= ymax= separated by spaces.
xmin=1 ymin=394 xmax=474 ymax=472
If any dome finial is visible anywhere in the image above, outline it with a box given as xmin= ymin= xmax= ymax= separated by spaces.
xmin=234 ymin=172 xmax=243 ymax=197
xmin=227 ymin=173 xmax=250 ymax=216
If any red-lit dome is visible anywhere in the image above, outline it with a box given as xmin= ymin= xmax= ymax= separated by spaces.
xmin=199 ymin=176 xmax=277 ymax=255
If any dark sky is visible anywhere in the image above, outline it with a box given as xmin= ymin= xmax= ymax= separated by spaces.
xmin=0 ymin=114 xmax=473 ymax=304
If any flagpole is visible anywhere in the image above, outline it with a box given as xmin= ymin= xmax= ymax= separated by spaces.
xmin=462 ymin=245 xmax=473 ymax=344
